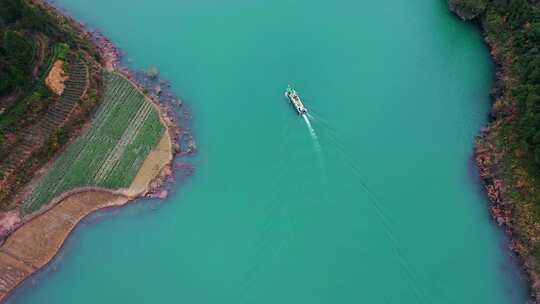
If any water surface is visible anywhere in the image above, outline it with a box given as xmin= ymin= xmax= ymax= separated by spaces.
xmin=8 ymin=0 xmax=527 ymax=303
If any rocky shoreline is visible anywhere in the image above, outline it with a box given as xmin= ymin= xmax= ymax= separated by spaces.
xmin=449 ymin=1 xmax=539 ymax=302
xmin=475 ymin=119 xmax=540 ymax=302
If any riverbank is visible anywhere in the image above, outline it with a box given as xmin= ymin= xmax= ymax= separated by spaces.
xmin=449 ymin=0 xmax=540 ymax=301
xmin=0 ymin=0 xmax=188 ymax=301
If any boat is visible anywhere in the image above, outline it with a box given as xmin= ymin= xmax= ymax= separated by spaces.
xmin=285 ymin=85 xmax=307 ymax=115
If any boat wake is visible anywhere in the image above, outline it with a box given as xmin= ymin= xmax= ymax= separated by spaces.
xmin=303 ymin=113 xmax=328 ymax=203
xmin=302 ymin=113 xmax=321 ymax=153
xmin=307 ymin=111 xmax=428 ymax=303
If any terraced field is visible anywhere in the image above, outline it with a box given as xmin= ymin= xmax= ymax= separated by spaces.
xmin=0 ymin=55 xmax=88 ymax=182
xmin=22 ymin=72 xmax=165 ymax=215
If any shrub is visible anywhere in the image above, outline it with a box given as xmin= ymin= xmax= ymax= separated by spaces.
xmin=0 ymin=30 xmax=33 ymax=96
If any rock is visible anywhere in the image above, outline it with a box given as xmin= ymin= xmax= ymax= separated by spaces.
xmin=161 ymin=166 xmax=173 ymax=177
xmin=146 ymin=66 xmax=159 ymax=79
xmin=188 ymin=139 xmax=197 ymax=150
xmin=156 ymin=190 xmax=168 ymax=199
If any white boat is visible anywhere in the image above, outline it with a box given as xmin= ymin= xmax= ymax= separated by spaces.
xmin=285 ymin=85 xmax=307 ymax=115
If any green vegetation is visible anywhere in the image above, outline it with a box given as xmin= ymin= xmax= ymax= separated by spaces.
xmin=0 ymin=30 xmax=34 ymax=96
xmin=0 ymin=54 xmax=91 ymax=209
xmin=0 ymin=0 xmax=22 ymax=25
xmin=0 ymin=87 xmax=51 ymax=130
xmin=22 ymin=73 xmax=165 ymax=214
xmin=0 ymin=43 xmax=71 ymax=132
xmin=449 ymin=0 xmax=540 ymax=295
xmin=0 ymin=0 xmax=88 ymax=98
xmin=465 ymin=1 xmax=540 ymax=161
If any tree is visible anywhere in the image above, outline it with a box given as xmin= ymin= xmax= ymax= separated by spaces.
xmin=528 ymin=67 xmax=540 ymax=86
xmin=526 ymin=93 xmax=540 ymax=111
xmin=508 ymin=0 xmax=530 ymax=30
xmin=534 ymin=145 xmax=540 ymax=165
xmin=0 ymin=30 xmax=33 ymax=95
xmin=3 ymin=31 xmax=33 ymax=68
xmin=0 ymin=0 xmax=22 ymax=25
xmin=528 ymin=23 xmax=540 ymax=45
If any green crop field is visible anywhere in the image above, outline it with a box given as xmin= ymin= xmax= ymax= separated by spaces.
xmin=22 ymin=72 xmax=165 ymax=215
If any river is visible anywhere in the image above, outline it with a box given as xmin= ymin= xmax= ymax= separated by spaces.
xmin=7 ymin=0 xmax=528 ymax=303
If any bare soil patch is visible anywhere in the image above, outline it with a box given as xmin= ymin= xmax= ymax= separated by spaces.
xmin=44 ymin=60 xmax=69 ymax=95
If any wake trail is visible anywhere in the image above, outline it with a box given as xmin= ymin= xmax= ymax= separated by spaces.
xmin=303 ymin=114 xmax=321 ymax=153
xmin=308 ymin=113 xmax=427 ymax=303
xmin=302 ymin=113 xmax=329 ymax=198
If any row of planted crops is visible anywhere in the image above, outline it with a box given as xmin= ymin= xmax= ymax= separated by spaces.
xmin=22 ymin=72 xmax=165 ymax=214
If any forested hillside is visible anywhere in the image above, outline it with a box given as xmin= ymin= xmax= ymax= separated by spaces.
xmin=451 ymin=0 xmax=539 ymax=158
xmin=449 ymin=0 xmax=540 ymax=299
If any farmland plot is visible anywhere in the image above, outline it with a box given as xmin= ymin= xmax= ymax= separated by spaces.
xmin=22 ymin=72 xmax=165 ymax=214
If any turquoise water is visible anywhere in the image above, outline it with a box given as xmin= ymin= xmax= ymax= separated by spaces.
xmin=7 ymin=0 xmax=527 ymax=303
